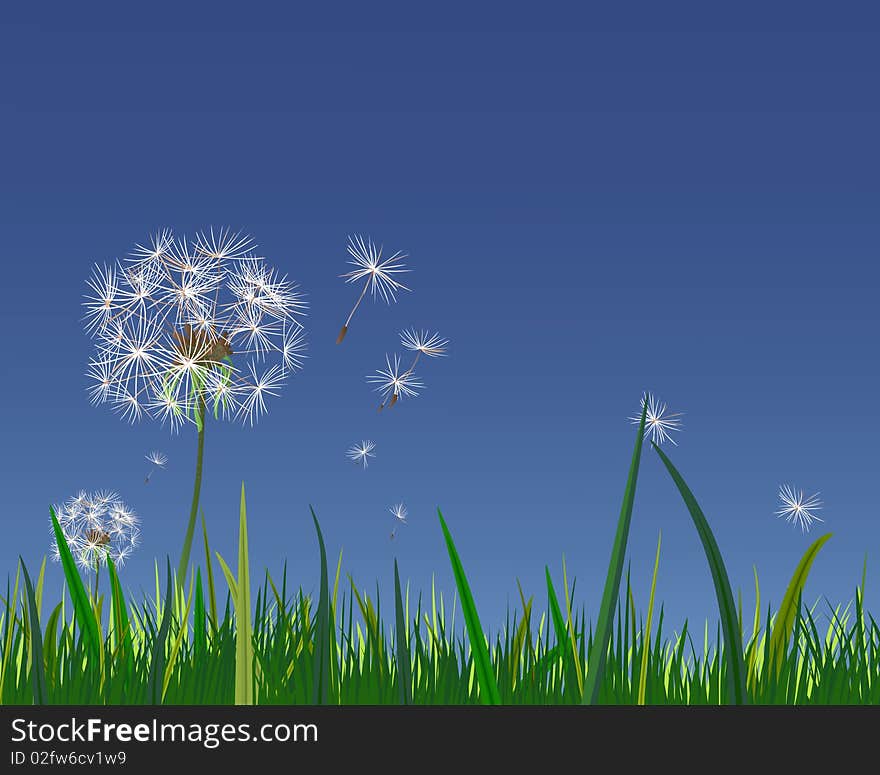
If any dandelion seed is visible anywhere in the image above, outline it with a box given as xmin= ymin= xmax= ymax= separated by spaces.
xmin=776 ymin=484 xmax=824 ymax=533
xmin=347 ymin=440 xmax=376 ymax=469
xmin=367 ymin=353 xmax=423 ymax=409
xmin=389 ymin=502 xmax=408 ymax=539
xmin=629 ymin=392 xmax=683 ymax=446
xmin=377 ymin=328 xmax=449 ymax=410
xmin=336 ymin=235 xmax=410 ymax=344
xmin=144 ymin=450 xmax=168 ymax=483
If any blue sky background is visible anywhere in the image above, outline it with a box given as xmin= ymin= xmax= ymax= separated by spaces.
xmin=1 ymin=3 xmax=878 ymax=634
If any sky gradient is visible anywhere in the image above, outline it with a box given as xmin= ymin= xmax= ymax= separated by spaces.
xmin=1 ymin=4 xmax=878 ymax=633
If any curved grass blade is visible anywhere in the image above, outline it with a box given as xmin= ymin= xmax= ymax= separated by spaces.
xmin=582 ymin=400 xmax=647 ymax=704
xmin=106 ymin=557 xmax=133 ymax=666
xmin=653 ymin=443 xmax=748 ymax=705
xmin=19 ymin=558 xmax=47 ymax=704
xmin=768 ymin=532 xmax=832 ymax=675
xmin=393 ymin=559 xmax=413 ymax=704
xmin=437 ymin=509 xmax=501 ymax=705
xmin=310 ymin=506 xmax=331 ymax=705
xmin=49 ymin=507 xmax=101 ymax=666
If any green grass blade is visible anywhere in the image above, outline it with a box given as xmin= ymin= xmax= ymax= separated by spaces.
xmin=437 ymin=508 xmax=500 ymax=705
xmin=106 ymin=557 xmax=133 ymax=661
xmin=582 ymin=400 xmax=647 ymax=704
xmin=768 ymin=532 xmax=832 ymax=675
xmin=393 ymin=559 xmax=413 ymax=704
xmin=310 ymin=506 xmax=331 ymax=705
xmin=638 ymin=531 xmax=662 ymax=705
xmin=234 ymin=484 xmax=253 ymax=705
xmin=201 ymin=510 xmax=218 ymax=630
xmin=49 ymin=506 xmax=101 ymax=666
xmin=19 ymin=558 xmax=47 ymax=704
xmin=653 ymin=443 xmax=748 ymax=705
xmin=545 ymin=566 xmax=579 ymax=698
xmin=194 ymin=568 xmax=206 ymax=655
xmin=147 ymin=559 xmax=175 ymax=704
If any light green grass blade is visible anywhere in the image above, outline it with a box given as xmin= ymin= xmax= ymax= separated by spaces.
xmin=638 ymin=531 xmax=662 ymax=705
xmin=561 ymin=556 xmax=584 ymax=695
xmin=653 ymin=443 xmax=748 ymax=705
xmin=163 ymin=567 xmax=195 ymax=701
xmin=582 ymin=400 xmax=647 ymax=704
xmin=19 ymin=558 xmax=47 ymax=704
xmin=393 ymin=559 xmax=412 ymax=704
xmin=438 ymin=508 xmax=501 ymax=705
xmin=49 ymin=506 xmax=101 ymax=666
xmin=310 ymin=506 xmax=331 ymax=705
xmin=769 ymin=532 xmax=832 ymax=675
xmin=234 ymin=484 xmax=254 ymax=705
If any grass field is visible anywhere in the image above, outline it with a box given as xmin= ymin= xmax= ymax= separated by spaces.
xmin=2 ymin=409 xmax=877 ymax=705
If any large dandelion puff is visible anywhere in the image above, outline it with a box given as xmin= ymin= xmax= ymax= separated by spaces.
xmin=50 ymin=490 xmax=140 ymax=576
xmin=83 ymin=228 xmax=308 ymax=585
xmin=84 ymin=228 xmax=308 ymax=429
xmin=336 ymin=235 xmax=410 ymax=344
xmin=629 ymin=392 xmax=683 ymax=446
xmin=776 ymin=484 xmax=824 ymax=533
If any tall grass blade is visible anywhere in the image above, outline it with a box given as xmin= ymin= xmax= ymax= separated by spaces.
xmin=310 ymin=506 xmax=331 ymax=705
xmin=582 ymin=400 xmax=647 ymax=704
xmin=148 ymin=560 xmax=175 ymax=704
xmin=49 ymin=506 xmax=101 ymax=666
xmin=19 ymin=558 xmax=47 ymax=704
xmin=768 ymin=532 xmax=832 ymax=675
xmin=437 ymin=508 xmax=501 ymax=704
xmin=653 ymin=443 xmax=748 ymax=705
xmin=393 ymin=559 xmax=412 ymax=704
xmin=638 ymin=531 xmax=662 ymax=705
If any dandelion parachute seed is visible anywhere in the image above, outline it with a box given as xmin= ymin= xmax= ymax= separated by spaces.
xmin=336 ymin=235 xmax=410 ymax=344
xmin=367 ymin=353 xmax=423 ymax=409
xmin=776 ymin=484 xmax=824 ymax=533
xmin=144 ymin=450 xmax=168 ymax=483
xmin=347 ymin=440 xmax=376 ymax=469
xmin=629 ymin=392 xmax=683 ymax=446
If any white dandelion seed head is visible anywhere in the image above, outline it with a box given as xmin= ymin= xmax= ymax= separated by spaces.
xmin=84 ymin=228 xmax=307 ymax=430
xmin=346 ymin=439 xmax=376 ymax=468
xmin=389 ymin=502 xmax=408 ymax=524
xmin=629 ymin=391 xmax=683 ymax=446
xmin=400 ymin=328 xmax=449 ymax=357
xmin=366 ymin=353 xmax=424 ymax=402
xmin=50 ymin=490 xmax=140 ymax=573
xmin=341 ymin=234 xmax=411 ymax=304
xmin=776 ymin=484 xmax=824 ymax=533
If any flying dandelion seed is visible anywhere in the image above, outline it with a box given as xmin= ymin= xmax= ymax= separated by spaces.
xmin=336 ymin=235 xmax=410 ymax=344
xmin=83 ymin=227 xmax=308 ymax=583
xmin=776 ymin=484 xmax=824 ymax=533
xmin=376 ymin=328 xmax=449 ymax=410
xmin=629 ymin=392 xmax=683 ymax=445
xmin=389 ymin=502 xmax=408 ymax=539
xmin=367 ymin=353 xmax=423 ymax=410
xmin=346 ymin=440 xmax=376 ymax=469
xmin=144 ymin=450 xmax=168 ymax=483
xmin=51 ymin=490 xmax=141 ymax=596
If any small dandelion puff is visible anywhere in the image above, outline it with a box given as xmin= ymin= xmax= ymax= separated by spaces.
xmin=144 ymin=450 xmax=168 ymax=483
xmin=336 ymin=235 xmax=410 ymax=344
xmin=367 ymin=353 xmax=423 ymax=410
xmin=347 ymin=440 xmax=376 ymax=469
xmin=776 ymin=484 xmax=824 ymax=533
xmin=50 ymin=490 xmax=140 ymax=574
xmin=629 ymin=392 xmax=683 ymax=446
xmin=400 ymin=329 xmax=449 ymax=357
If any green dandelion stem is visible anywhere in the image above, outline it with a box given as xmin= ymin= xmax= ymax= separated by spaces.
xmin=177 ymin=393 xmax=206 ymax=587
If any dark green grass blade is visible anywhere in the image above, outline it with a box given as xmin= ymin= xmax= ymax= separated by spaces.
xmin=147 ymin=559 xmax=175 ymax=704
xmin=582 ymin=401 xmax=647 ymax=704
xmin=545 ymin=567 xmax=578 ymax=699
xmin=310 ymin=506 xmax=331 ymax=705
xmin=437 ymin=509 xmax=501 ymax=705
xmin=19 ymin=558 xmax=47 ymax=704
xmin=769 ymin=532 xmax=832 ymax=675
xmin=48 ymin=507 xmax=100 ymax=664
xmin=201 ymin=510 xmax=218 ymax=630
xmin=653 ymin=443 xmax=748 ymax=705
xmin=106 ymin=557 xmax=133 ymax=661
xmin=394 ymin=559 xmax=413 ymax=705
xmin=194 ymin=568 xmax=206 ymax=656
